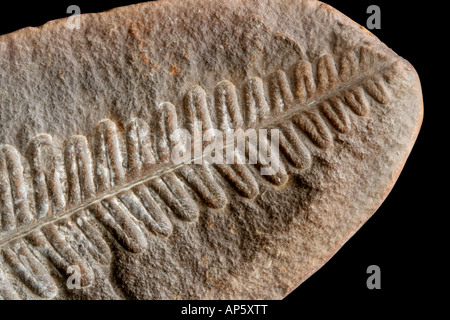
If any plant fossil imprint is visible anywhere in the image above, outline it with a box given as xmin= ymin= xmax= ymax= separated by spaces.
xmin=0 ymin=44 xmax=402 ymax=299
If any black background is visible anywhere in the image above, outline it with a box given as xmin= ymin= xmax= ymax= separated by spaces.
xmin=0 ymin=0 xmax=434 ymax=317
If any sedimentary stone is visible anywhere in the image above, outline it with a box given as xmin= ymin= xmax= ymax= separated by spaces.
xmin=0 ymin=0 xmax=423 ymax=299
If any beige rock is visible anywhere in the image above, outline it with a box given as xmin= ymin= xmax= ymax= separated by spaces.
xmin=0 ymin=0 xmax=422 ymax=299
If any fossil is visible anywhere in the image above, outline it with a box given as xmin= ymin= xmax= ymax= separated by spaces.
xmin=0 ymin=0 xmax=422 ymax=299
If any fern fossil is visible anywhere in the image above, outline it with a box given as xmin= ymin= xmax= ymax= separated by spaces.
xmin=0 ymin=44 xmax=403 ymax=299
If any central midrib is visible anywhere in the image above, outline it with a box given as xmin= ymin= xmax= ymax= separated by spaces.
xmin=0 ymin=60 xmax=396 ymax=247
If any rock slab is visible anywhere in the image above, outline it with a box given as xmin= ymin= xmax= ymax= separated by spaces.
xmin=0 ymin=0 xmax=423 ymax=299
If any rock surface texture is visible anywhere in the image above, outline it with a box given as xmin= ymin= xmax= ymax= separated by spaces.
xmin=0 ymin=0 xmax=422 ymax=299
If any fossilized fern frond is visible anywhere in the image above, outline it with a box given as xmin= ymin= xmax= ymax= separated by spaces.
xmin=0 ymin=42 xmax=407 ymax=299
